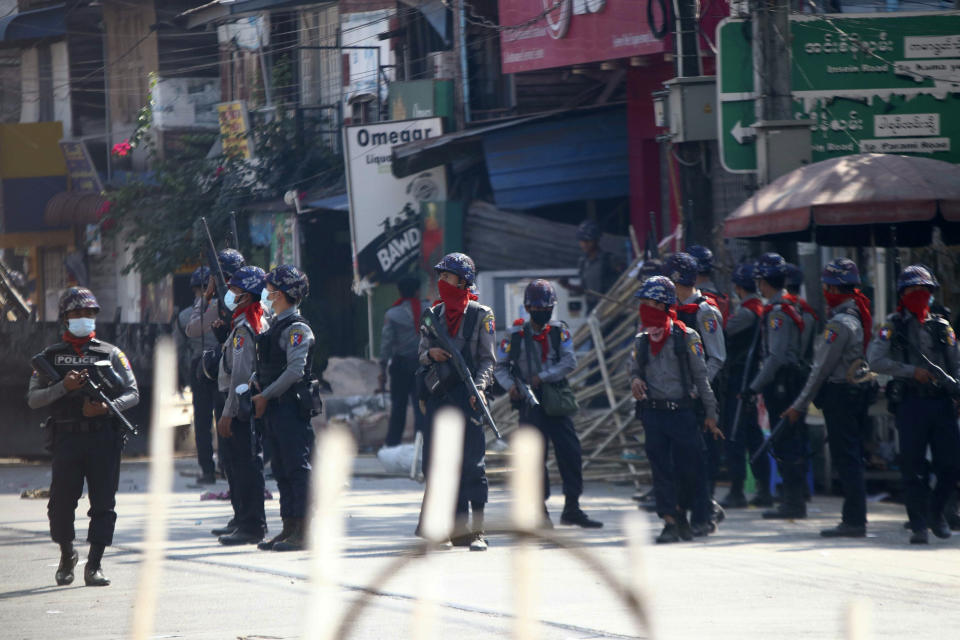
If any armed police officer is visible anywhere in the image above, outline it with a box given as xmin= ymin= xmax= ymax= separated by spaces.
xmin=559 ymin=220 xmax=623 ymax=313
xmin=783 ymin=259 xmax=873 ymax=537
xmin=417 ymin=253 xmax=496 ymax=551
xmin=27 ymin=287 xmax=139 ymax=587
xmin=216 ymin=266 xmax=269 ymax=546
xmin=750 ymin=253 xmax=809 ymax=520
xmin=687 ymin=245 xmax=730 ymax=321
xmin=177 ymin=266 xmax=217 ymax=484
xmin=251 ymin=265 xmax=315 ymax=552
xmin=630 ymin=276 xmax=721 ymax=542
xmin=379 ymin=274 xmax=429 ymax=449
xmin=665 ymin=253 xmax=726 ymax=519
xmin=868 ymin=265 xmax=960 ymax=544
xmin=720 ymin=263 xmax=773 ymax=509
xmin=494 ymin=279 xmax=602 ymax=529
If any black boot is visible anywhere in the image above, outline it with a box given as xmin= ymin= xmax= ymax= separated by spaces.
xmin=273 ymin=518 xmax=306 ymax=552
xmin=468 ymin=503 xmax=488 ymax=551
xmin=910 ymin=529 xmax=929 ymax=545
xmin=560 ymin=496 xmax=603 ymax=529
xmin=211 ymin=519 xmax=238 ymax=536
xmin=676 ymin=513 xmax=694 ymax=541
xmin=258 ymin=518 xmax=294 ymax=551
xmin=55 ymin=546 xmax=78 ymax=586
xmin=763 ymin=475 xmax=806 ymax=519
xmin=930 ymin=515 xmax=952 ymax=540
xmin=820 ymin=523 xmax=866 ymax=538
xmin=720 ymin=490 xmax=748 ymax=509
xmin=84 ymin=544 xmax=109 ymax=587
xmin=656 ymin=522 xmax=680 ymax=544
xmin=219 ymin=528 xmax=264 ymax=546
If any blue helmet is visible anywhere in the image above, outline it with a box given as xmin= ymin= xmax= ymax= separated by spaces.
xmin=634 ymin=275 xmax=677 ymax=306
xmin=190 ymin=266 xmax=211 ymax=287
xmin=59 ymin=286 xmax=99 ymax=317
xmin=637 ymin=258 xmax=663 ymax=281
xmin=663 ymin=252 xmax=699 ymax=286
xmin=686 ymin=245 xmax=714 ymax=274
xmin=228 ymin=265 xmax=266 ymax=297
xmin=217 ymin=249 xmax=245 ymax=280
xmin=524 ymin=279 xmax=557 ymax=308
xmin=897 ymin=264 xmax=938 ymax=293
xmin=576 ymin=220 xmax=602 ymax=242
xmin=266 ymin=264 xmax=309 ymax=303
xmin=784 ymin=263 xmax=804 ymax=289
xmin=434 ymin=252 xmax=476 ymax=286
xmin=754 ymin=253 xmax=787 ymax=281
xmin=821 ymin=258 xmax=861 ymax=286
xmin=731 ymin=263 xmax=757 ymax=292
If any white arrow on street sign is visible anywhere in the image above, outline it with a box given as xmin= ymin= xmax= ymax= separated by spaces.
xmin=731 ymin=120 xmax=755 ymax=145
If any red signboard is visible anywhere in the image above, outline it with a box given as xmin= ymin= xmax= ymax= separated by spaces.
xmin=499 ymin=0 xmax=667 ymax=74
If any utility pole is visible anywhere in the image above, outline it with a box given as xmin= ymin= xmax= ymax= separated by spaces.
xmin=753 ymin=0 xmax=795 ymax=186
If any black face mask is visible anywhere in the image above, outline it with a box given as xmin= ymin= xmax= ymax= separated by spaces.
xmin=529 ymin=309 xmax=553 ymax=326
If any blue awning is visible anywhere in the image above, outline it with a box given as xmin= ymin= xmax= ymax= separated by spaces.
xmin=0 ymin=4 xmax=66 ymax=46
xmin=483 ymin=108 xmax=629 ymax=210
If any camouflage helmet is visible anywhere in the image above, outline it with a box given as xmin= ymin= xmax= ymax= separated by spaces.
xmin=686 ymin=245 xmax=714 ymax=274
xmin=784 ymin=263 xmax=804 ymax=289
xmin=576 ymin=220 xmax=602 ymax=242
xmin=217 ymin=249 xmax=245 ymax=280
xmin=190 ymin=265 xmax=211 ymax=287
xmin=754 ymin=253 xmax=788 ymax=281
xmin=524 ymin=279 xmax=558 ymax=308
xmin=821 ymin=258 xmax=861 ymax=286
xmin=59 ymin=286 xmax=100 ymax=317
xmin=634 ymin=275 xmax=677 ymax=306
xmin=897 ymin=264 xmax=938 ymax=293
xmin=228 ymin=265 xmax=266 ymax=297
xmin=731 ymin=262 xmax=757 ymax=292
xmin=663 ymin=252 xmax=699 ymax=286
xmin=265 ymin=264 xmax=310 ymax=303
xmin=433 ymin=252 xmax=476 ymax=286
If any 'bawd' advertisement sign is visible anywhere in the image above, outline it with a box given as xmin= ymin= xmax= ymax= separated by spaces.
xmin=344 ymin=118 xmax=446 ymax=291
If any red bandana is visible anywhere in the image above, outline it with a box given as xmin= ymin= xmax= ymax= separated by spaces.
xmin=232 ymin=301 xmax=264 ymax=334
xmin=639 ymin=306 xmax=688 ymax=355
xmin=899 ymin=289 xmax=931 ymax=323
xmin=783 ymin=293 xmax=820 ymax=322
xmin=530 ymin=323 xmax=552 ymax=363
xmin=825 ymin=289 xmax=873 ymax=349
xmin=676 ymin=295 xmax=719 ymax=317
xmin=437 ymin=280 xmax=470 ymax=336
xmin=764 ymin=300 xmax=805 ymax=332
xmin=393 ymin=297 xmax=422 ymax=335
xmin=63 ymin=331 xmax=95 ymax=355
xmin=740 ymin=298 xmax=764 ymax=317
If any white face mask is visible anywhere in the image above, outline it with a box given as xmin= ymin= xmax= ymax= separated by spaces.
xmin=224 ymin=290 xmax=238 ymax=311
xmin=68 ymin=317 xmax=96 ymax=337
xmin=260 ymin=288 xmax=274 ymax=313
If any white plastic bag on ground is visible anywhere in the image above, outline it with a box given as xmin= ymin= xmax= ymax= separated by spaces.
xmin=377 ymin=444 xmax=416 ymax=475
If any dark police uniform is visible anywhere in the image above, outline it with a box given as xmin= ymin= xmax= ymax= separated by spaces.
xmin=868 ymin=308 xmax=960 ymax=538
xmin=380 ymin=298 xmax=429 ymax=446
xmin=27 ymin=338 xmax=138 ymax=558
xmin=180 ymin=296 xmax=219 ymax=480
xmin=256 ymin=306 xmax=315 ymax=549
xmin=750 ymin=291 xmax=807 ymax=517
xmin=791 ymin=299 xmax=870 ymax=530
xmin=722 ymin=295 xmax=771 ymax=504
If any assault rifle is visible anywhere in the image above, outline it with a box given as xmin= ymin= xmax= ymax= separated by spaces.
xmin=918 ymin=352 xmax=960 ymax=397
xmin=200 ymin=217 xmax=232 ymax=326
xmin=751 ymin=417 xmax=786 ymax=465
xmin=730 ymin=319 xmax=763 ymax=442
xmin=508 ymin=361 xmax=540 ymax=409
xmin=421 ymin=311 xmax=503 ymax=441
xmin=31 ymin=354 xmax=138 ymax=438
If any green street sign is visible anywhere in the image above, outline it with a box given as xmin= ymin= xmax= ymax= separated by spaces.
xmin=718 ymin=12 xmax=960 ymax=173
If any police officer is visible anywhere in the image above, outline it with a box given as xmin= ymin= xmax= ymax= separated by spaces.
xmin=27 ymin=287 xmax=139 ymax=587
xmin=494 ymin=279 xmax=602 ymax=529
xmin=783 ymin=259 xmax=873 ymax=537
xmin=750 ymin=253 xmax=808 ymax=520
xmin=216 ymin=266 xmax=269 ymax=546
xmin=720 ymin=263 xmax=773 ymax=509
xmin=665 ymin=252 xmax=726 ymax=518
xmin=868 ymin=265 xmax=960 ymax=544
xmin=630 ymin=276 xmax=722 ymax=543
xmin=418 ymin=253 xmax=496 ymax=551
xmin=251 ymin=265 xmax=315 ymax=551
xmin=187 ymin=249 xmax=245 ymax=537
xmin=559 ymin=220 xmax=623 ymax=313
xmin=785 ymin=262 xmax=820 ymax=364
xmin=379 ymin=274 xmax=429 ymax=448
xmin=177 ymin=266 xmax=217 ymax=484
xmin=687 ymin=245 xmax=730 ymax=320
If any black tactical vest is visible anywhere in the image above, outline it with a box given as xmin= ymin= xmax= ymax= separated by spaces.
xmin=257 ymin=313 xmax=314 ymax=392
xmin=40 ymin=340 xmax=116 ymax=423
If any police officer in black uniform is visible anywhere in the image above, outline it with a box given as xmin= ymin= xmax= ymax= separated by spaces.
xmin=252 ymin=265 xmax=316 ymax=552
xmin=868 ymin=265 xmax=960 ymax=544
xmin=27 ymin=287 xmax=139 ymax=586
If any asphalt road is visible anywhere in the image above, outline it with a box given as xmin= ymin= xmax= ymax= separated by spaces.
xmin=1 ymin=456 xmax=959 ymax=640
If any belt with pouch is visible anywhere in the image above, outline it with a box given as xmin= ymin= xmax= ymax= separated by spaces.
xmin=639 ymin=398 xmax=699 ymax=411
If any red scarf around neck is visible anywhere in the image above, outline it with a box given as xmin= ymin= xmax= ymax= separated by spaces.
xmin=393 ymin=297 xmax=422 ymax=334
xmin=639 ymin=306 xmax=687 ymax=355
xmin=825 ymin=289 xmax=873 ymax=349
xmin=529 ymin=323 xmax=552 ymax=363
xmin=783 ymin=292 xmax=820 ymax=322
xmin=436 ymin=280 xmax=470 ymax=336
xmin=898 ymin=289 xmax=931 ymax=323
xmin=63 ymin=331 xmax=95 ymax=355
xmin=764 ymin=299 xmax=805 ymax=332
xmin=232 ymin=301 xmax=264 ymax=334
xmin=676 ymin=294 xmax=719 ymax=317
xmin=741 ymin=298 xmax=764 ymax=317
